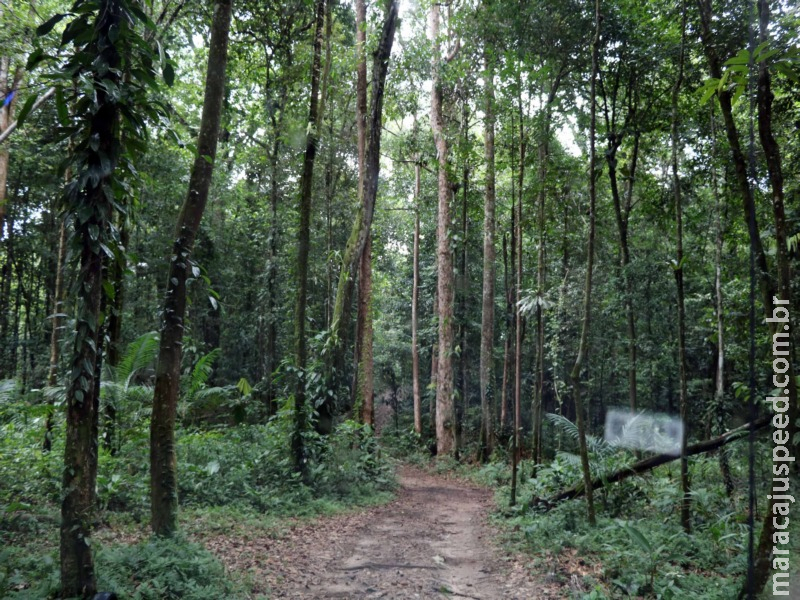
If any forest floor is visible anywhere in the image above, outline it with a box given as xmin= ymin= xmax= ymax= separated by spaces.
xmin=197 ymin=465 xmax=580 ymax=599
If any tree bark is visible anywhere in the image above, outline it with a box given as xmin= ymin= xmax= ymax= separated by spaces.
xmin=150 ymin=0 xmax=232 ymax=536
xmin=430 ymin=0 xmax=456 ymax=456
xmin=569 ymin=0 xmax=601 ymax=527
xmin=478 ymin=50 xmax=496 ymax=462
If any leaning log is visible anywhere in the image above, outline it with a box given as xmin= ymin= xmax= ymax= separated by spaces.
xmin=539 ymin=416 xmax=770 ymax=508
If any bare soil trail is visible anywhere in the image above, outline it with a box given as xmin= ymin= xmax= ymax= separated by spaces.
xmin=207 ymin=466 xmax=567 ymax=599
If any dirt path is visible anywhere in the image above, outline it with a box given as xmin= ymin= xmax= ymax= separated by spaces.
xmin=208 ymin=466 xmax=562 ymax=599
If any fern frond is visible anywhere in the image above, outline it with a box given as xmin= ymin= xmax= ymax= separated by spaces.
xmin=190 ymin=348 xmax=221 ymax=396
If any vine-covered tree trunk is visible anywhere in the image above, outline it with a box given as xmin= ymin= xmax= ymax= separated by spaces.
xmin=60 ymin=1 xmax=125 ymax=594
xmin=569 ymin=0 xmax=601 ymax=527
xmin=478 ymin=50 xmax=495 ymax=462
xmin=429 ymin=0 xmax=456 ymax=457
xmin=150 ymin=0 xmax=232 ymax=536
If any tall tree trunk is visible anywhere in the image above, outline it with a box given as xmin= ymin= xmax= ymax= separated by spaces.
xmin=569 ymin=0 xmax=601 ymax=527
xmin=748 ymin=0 xmax=798 ymax=594
xmin=150 ymin=0 xmax=232 ymax=536
xmin=330 ymin=1 xmax=397 ymax=424
xmin=710 ymin=106 xmax=734 ymax=499
xmin=671 ymin=3 xmax=690 ymax=534
xmin=478 ymin=50 xmax=496 ymax=462
xmin=532 ymin=72 xmax=564 ymax=468
xmin=292 ymin=0 xmax=326 ymax=470
xmin=412 ymin=161 xmax=422 ymax=435
xmin=430 ymin=0 xmax=456 ymax=456
xmin=60 ymin=1 xmax=124 ymax=594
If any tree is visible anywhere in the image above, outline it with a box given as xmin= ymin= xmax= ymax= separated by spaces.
xmin=150 ymin=0 xmax=233 ymax=536
xmin=569 ymin=0 xmax=601 ymax=527
xmin=429 ymin=0 xmax=456 ymax=457
xmin=478 ymin=47 xmax=495 ymax=462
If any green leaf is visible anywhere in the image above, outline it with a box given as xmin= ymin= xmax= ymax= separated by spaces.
xmin=201 ymin=154 xmax=214 ymax=165
xmin=36 ymin=13 xmax=68 ymax=37
xmin=163 ymin=63 xmax=175 ymax=87
xmin=625 ymin=524 xmax=652 ymax=554
xmin=14 ymin=93 xmax=39 ymax=128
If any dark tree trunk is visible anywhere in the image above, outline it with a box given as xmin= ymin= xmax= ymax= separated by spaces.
xmin=150 ymin=0 xmax=232 ymax=536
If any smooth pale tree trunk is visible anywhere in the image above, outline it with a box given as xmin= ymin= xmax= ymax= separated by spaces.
xmin=430 ymin=0 xmax=456 ymax=456
xmin=670 ymin=5 xmax=690 ymax=533
xmin=570 ymin=0 xmax=601 ymax=527
xmin=412 ymin=161 xmax=422 ymax=434
xmin=150 ymin=0 xmax=232 ymax=536
xmin=478 ymin=50 xmax=495 ymax=461
xmin=60 ymin=2 xmax=124 ymax=594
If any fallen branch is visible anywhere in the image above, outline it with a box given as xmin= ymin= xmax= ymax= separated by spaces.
xmin=539 ymin=416 xmax=770 ymax=508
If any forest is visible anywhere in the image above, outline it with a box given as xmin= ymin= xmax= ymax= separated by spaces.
xmin=0 ymin=0 xmax=798 ymax=598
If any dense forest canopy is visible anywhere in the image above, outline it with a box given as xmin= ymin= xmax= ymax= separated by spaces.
xmin=0 ymin=0 xmax=798 ymax=598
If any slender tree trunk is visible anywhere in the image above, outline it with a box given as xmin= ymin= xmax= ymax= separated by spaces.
xmin=569 ymin=0 xmax=601 ymax=527
xmin=532 ymin=73 xmax=564 ymax=468
xmin=430 ymin=0 xmax=456 ymax=456
xmin=150 ymin=0 xmax=232 ymax=536
xmin=104 ymin=217 xmax=127 ymax=454
xmin=514 ymin=79 xmax=525 ymax=468
xmin=44 ymin=218 xmax=67 ymax=452
xmin=500 ymin=232 xmax=512 ymax=431
xmin=478 ymin=50 xmax=496 ymax=461
xmin=670 ymin=4 xmax=690 ymax=534
xmin=710 ymin=106 xmax=734 ymax=499
xmin=412 ymin=161 xmax=422 ymax=435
